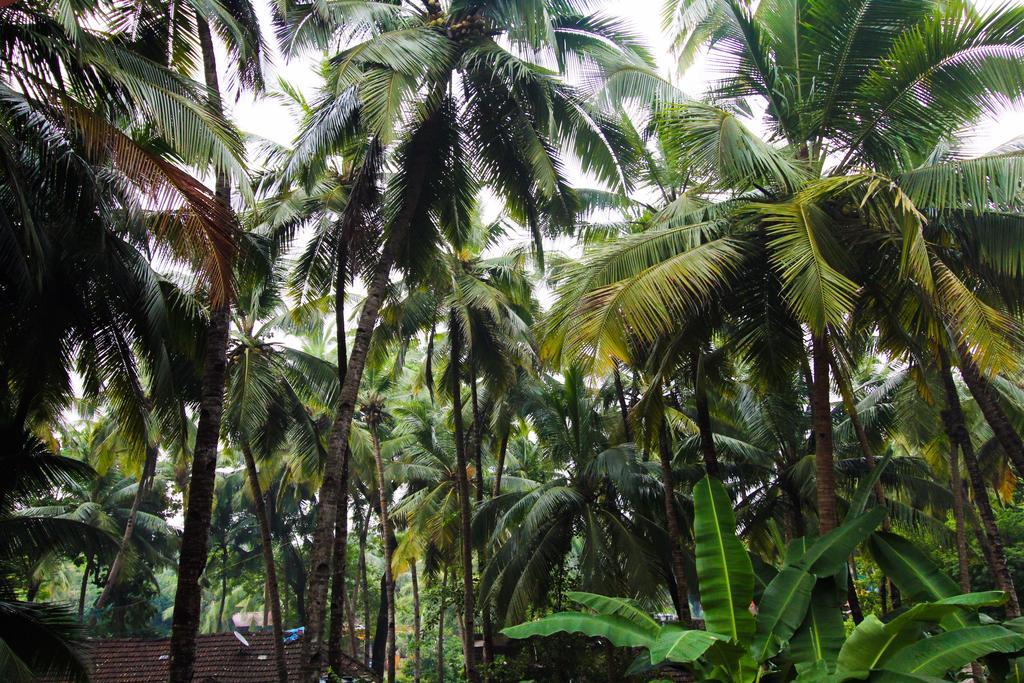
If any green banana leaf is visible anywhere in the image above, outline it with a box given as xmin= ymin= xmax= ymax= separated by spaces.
xmin=752 ymin=567 xmax=816 ymax=661
xmin=650 ymin=626 xmax=725 ymax=664
xmin=566 ymin=591 xmax=660 ymax=631
xmin=881 ymin=624 xmax=1024 ymax=677
xmin=795 ymin=507 xmax=887 ymax=578
xmin=694 ymin=476 xmax=755 ymax=644
xmin=502 ymin=611 xmax=657 ymax=649
xmin=789 ymin=577 xmax=845 ymax=674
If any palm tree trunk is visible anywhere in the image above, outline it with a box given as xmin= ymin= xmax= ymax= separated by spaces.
xmin=939 ymin=350 xmax=1021 ymax=617
xmin=371 ymin=570 xmax=388 ymax=678
xmin=217 ymin=545 xmax=228 ymax=632
xmin=329 ymin=242 xmax=353 ymax=675
xmin=657 ymin=424 xmax=691 ymax=623
xmin=302 ymin=122 xmax=435 ymax=682
xmin=957 ymin=344 xmax=1024 ymax=481
xmin=492 ymin=427 xmax=509 ymax=498
xmin=437 ymin=566 xmax=448 ymax=683
xmin=469 ymin=367 xmax=494 ymax=677
xmin=450 ymin=309 xmax=479 ymax=682
xmin=811 ymin=332 xmax=838 ymax=534
xmin=411 ymin=559 xmax=422 ymax=683
xmin=346 ymin=583 xmax=359 ymax=657
xmin=358 ymin=511 xmax=371 ymax=665
xmin=948 ymin=442 xmax=972 ymax=593
xmin=693 ymin=354 xmax=720 ymax=478
xmin=79 ymin=553 xmax=93 ymax=620
xmin=613 ymin=364 xmax=632 ymax=442
xmin=169 ymin=19 xmax=233 ymax=682
xmin=828 ymin=354 xmax=885 ymax=508
xmin=96 ymin=441 xmax=156 ymax=611
xmin=241 ymin=442 xmax=288 ymax=683
xmin=370 ymin=421 xmax=397 ymax=683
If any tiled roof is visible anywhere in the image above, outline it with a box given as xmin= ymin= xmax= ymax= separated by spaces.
xmin=47 ymin=631 xmax=374 ymax=682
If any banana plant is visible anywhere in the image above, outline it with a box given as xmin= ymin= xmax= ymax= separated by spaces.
xmin=503 ymin=476 xmax=1024 ymax=681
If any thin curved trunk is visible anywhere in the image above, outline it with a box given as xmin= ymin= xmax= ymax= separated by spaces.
xmin=217 ymin=545 xmax=228 ymax=632
xmin=811 ymin=332 xmax=837 ymax=534
xmin=693 ymin=354 xmax=720 ymax=478
xmin=450 ymin=309 xmax=479 ymax=682
xmin=96 ymin=441 xmax=156 ymax=611
xmin=302 ymin=121 xmax=435 ymax=681
xmin=957 ymin=345 xmax=1024 ymax=481
xmin=411 ymin=559 xmax=421 ymax=683
xmin=346 ymin=583 xmax=359 ymax=657
xmin=948 ymin=441 xmax=974 ymax=593
xmin=469 ymin=366 xmax=493 ymax=676
xmin=358 ymin=511 xmax=371 ymax=665
xmin=939 ymin=350 xmax=1020 ymax=617
xmin=437 ymin=566 xmax=448 ymax=683
xmin=828 ymin=354 xmax=885 ymax=508
xmin=241 ymin=442 xmax=288 ymax=683
xmin=492 ymin=427 xmax=509 ymax=498
xmin=371 ymin=570 xmax=387 ymax=678
xmin=329 ymin=242 xmax=353 ymax=674
xmin=168 ymin=18 xmax=233 ymax=683
xmin=657 ymin=424 xmax=691 ymax=623
xmin=613 ymin=364 xmax=632 ymax=443
xmin=370 ymin=421 xmax=397 ymax=683
xmin=78 ymin=553 xmax=93 ymax=621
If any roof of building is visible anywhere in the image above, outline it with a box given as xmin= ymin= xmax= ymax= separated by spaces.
xmin=46 ymin=631 xmax=375 ymax=682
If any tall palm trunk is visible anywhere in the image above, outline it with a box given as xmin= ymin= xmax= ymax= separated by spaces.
xmin=241 ymin=442 xmax=288 ymax=683
xmin=358 ymin=510 xmax=371 ymax=665
xmin=437 ymin=566 xmax=448 ymax=683
xmin=657 ymin=424 xmax=691 ymax=623
xmin=302 ymin=121 xmax=436 ymax=681
xmin=492 ymin=427 xmax=509 ymax=498
xmin=411 ymin=559 xmax=422 ymax=683
xmin=957 ymin=345 xmax=1024 ymax=480
xmin=169 ymin=18 xmax=233 ymax=682
xmin=450 ymin=309 xmax=479 ymax=682
xmin=693 ymin=354 xmax=720 ymax=478
xmin=369 ymin=418 xmax=397 ymax=683
xmin=469 ymin=367 xmax=494 ymax=676
xmin=811 ymin=332 xmax=837 ymax=534
xmin=96 ymin=441 xmax=156 ymax=610
xmin=79 ymin=553 xmax=93 ymax=620
xmin=828 ymin=354 xmax=886 ymax=508
xmin=346 ymin=583 xmax=359 ymax=657
xmin=329 ymin=240 xmax=353 ymax=674
xmin=948 ymin=442 xmax=972 ymax=594
xmin=219 ymin=548 xmax=229 ymax=634
xmin=939 ymin=351 xmax=1021 ymax=617
xmin=613 ymin=364 xmax=632 ymax=442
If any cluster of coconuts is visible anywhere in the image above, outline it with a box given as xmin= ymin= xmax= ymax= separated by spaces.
xmin=448 ymin=13 xmax=487 ymax=40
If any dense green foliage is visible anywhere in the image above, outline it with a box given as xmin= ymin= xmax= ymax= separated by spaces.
xmin=3 ymin=0 xmax=1024 ymax=681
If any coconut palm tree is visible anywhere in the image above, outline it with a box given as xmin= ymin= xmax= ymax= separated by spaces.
xmin=479 ymin=368 xmax=670 ymax=629
xmin=272 ymin=5 xmax=660 ymax=676
xmin=548 ymin=0 xmax=1024 ymax=539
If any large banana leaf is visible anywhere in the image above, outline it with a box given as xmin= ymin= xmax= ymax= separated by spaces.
xmin=845 ymin=452 xmax=894 ymax=520
xmin=649 ymin=626 xmax=724 ymax=664
xmin=789 ymin=578 xmax=845 ymax=674
xmin=866 ymin=531 xmax=959 ymax=602
xmin=837 ymin=592 xmax=1007 ymax=673
xmin=881 ymin=625 xmax=1024 ymax=677
xmin=866 ymin=531 xmax=968 ymax=629
xmin=793 ymin=506 xmax=887 ymax=577
xmin=751 ymin=567 xmax=816 ymax=661
xmin=565 ymin=592 xmax=660 ymax=631
xmin=501 ymin=611 xmax=656 ymax=649
xmin=693 ymin=476 xmax=755 ymax=644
